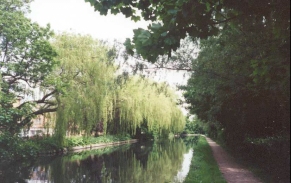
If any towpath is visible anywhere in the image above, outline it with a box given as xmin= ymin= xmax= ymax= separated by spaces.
xmin=205 ymin=137 xmax=263 ymax=183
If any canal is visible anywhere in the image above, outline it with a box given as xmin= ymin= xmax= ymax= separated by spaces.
xmin=0 ymin=137 xmax=199 ymax=183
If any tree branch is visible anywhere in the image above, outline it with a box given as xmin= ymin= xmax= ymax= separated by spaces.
xmin=19 ymin=107 xmax=58 ymax=127
xmin=17 ymin=89 xmax=57 ymax=109
xmin=143 ymin=66 xmax=192 ymax=71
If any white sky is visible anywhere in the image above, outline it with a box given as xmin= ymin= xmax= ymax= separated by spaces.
xmin=28 ymin=0 xmax=149 ymax=43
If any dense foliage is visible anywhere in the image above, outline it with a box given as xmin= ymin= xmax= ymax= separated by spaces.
xmin=0 ymin=0 xmax=58 ymax=135
xmin=86 ymin=0 xmax=289 ymax=62
xmin=50 ymin=33 xmax=117 ymax=142
xmin=183 ymin=26 xmax=290 ymax=141
xmin=110 ymin=76 xmax=185 ymax=135
xmin=51 ymin=33 xmax=185 ymax=144
xmin=183 ymin=116 xmax=205 ymax=135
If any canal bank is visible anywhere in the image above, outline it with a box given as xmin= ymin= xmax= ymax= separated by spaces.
xmin=183 ymin=136 xmax=227 ymax=183
xmin=0 ymin=134 xmax=135 ymax=162
xmin=38 ymin=139 xmax=138 ymax=155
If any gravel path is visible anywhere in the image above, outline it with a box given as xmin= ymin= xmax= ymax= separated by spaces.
xmin=205 ymin=137 xmax=263 ymax=183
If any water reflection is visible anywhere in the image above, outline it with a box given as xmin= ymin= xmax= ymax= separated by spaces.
xmin=30 ymin=166 xmax=49 ymax=181
xmin=173 ymin=149 xmax=193 ymax=183
xmin=0 ymin=138 xmax=197 ymax=183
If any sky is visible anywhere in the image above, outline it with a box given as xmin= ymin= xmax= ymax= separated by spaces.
xmin=173 ymin=149 xmax=193 ymax=182
xmin=28 ymin=0 xmax=149 ymax=43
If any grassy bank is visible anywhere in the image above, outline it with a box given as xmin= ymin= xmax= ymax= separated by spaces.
xmin=184 ymin=136 xmax=226 ymax=183
xmin=0 ymin=133 xmax=132 ymax=162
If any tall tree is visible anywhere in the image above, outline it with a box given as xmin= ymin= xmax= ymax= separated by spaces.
xmin=109 ymin=75 xmax=185 ymax=135
xmin=0 ymin=0 xmax=57 ymax=135
xmin=182 ymin=26 xmax=290 ymax=142
xmin=51 ymin=33 xmax=117 ymax=140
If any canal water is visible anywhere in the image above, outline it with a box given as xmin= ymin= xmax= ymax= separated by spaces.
xmin=0 ymin=137 xmax=199 ymax=183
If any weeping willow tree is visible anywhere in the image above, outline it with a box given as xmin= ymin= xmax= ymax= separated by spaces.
xmin=51 ymin=33 xmax=185 ymax=143
xmin=51 ymin=33 xmax=117 ymax=143
xmin=109 ymin=76 xmax=185 ymax=135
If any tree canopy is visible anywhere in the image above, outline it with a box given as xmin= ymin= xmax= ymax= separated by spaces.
xmin=85 ymin=0 xmax=289 ymax=62
xmin=51 ymin=33 xmax=117 ymax=140
xmin=0 ymin=0 xmax=58 ymax=135
xmin=52 ymin=33 xmax=185 ymax=143
xmin=110 ymin=76 xmax=185 ymax=135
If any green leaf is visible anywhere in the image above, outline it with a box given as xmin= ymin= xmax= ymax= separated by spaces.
xmin=205 ymin=2 xmax=211 ymax=12
xmin=164 ymin=37 xmax=176 ymax=45
xmin=120 ymin=7 xmax=133 ymax=17
xmin=167 ymin=9 xmax=178 ymax=15
xmin=151 ymin=23 xmax=162 ymax=30
xmin=111 ymin=8 xmax=120 ymax=15
xmin=161 ymin=32 xmax=168 ymax=37
xmin=137 ymin=30 xmax=151 ymax=44
xmin=131 ymin=15 xmax=141 ymax=22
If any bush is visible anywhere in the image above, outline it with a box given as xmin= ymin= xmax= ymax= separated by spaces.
xmin=183 ymin=117 xmax=206 ymax=134
xmin=34 ymin=136 xmax=62 ymax=150
xmin=65 ymin=134 xmax=132 ymax=147
xmin=0 ymin=133 xmax=40 ymax=161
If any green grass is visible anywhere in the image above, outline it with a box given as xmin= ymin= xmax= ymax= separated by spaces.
xmin=64 ymin=134 xmax=132 ymax=147
xmin=184 ymin=136 xmax=226 ymax=183
xmin=65 ymin=143 xmax=131 ymax=162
